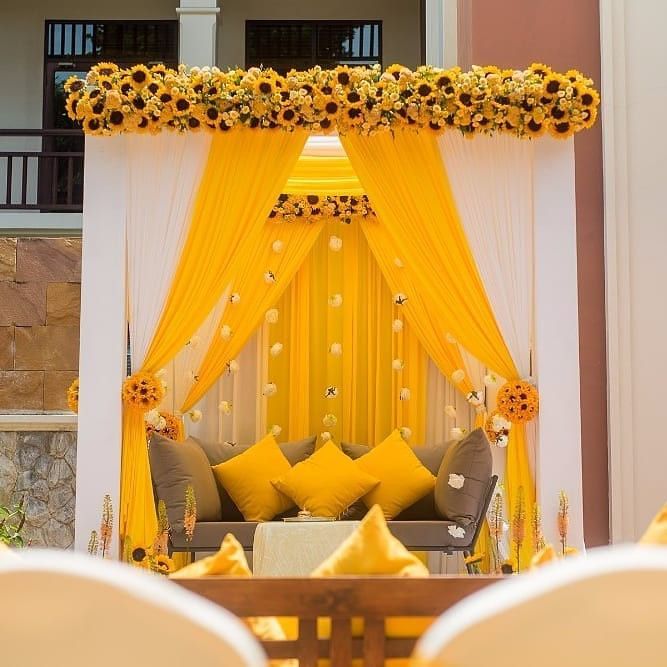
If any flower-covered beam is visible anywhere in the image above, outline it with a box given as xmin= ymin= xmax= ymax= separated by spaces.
xmin=65 ymin=62 xmax=599 ymax=139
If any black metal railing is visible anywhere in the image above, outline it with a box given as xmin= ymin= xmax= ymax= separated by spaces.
xmin=0 ymin=129 xmax=84 ymax=212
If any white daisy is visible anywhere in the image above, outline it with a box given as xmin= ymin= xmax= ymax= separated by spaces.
xmin=399 ymin=387 xmax=411 ymax=400
xmin=265 ymin=308 xmax=279 ymax=324
xmin=220 ymin=324 xmax=232 ymax=340
xmin=272 ymin=239 xmax=284 ymax=254
xmin=328 ymin=293 xmax=343 ymax=307
xmin=392 ymin=358 xmax=405 ymax=371
xmin=329 ymin=342 xmax=342 ymax=356
xmin=329 ymin=235 xmax=343 ymax=251
xmin=392 ymin=319 xmax=404 ymax=333
xmin=270 ymin=342 xmax=283 ymax=357
xmin=188 ymin=409 xmax=202 ymax=423
xmin=451 ymin=369 xmax=465 ymax=384
xmin=218 ymin=400 xmax=232 ymax=415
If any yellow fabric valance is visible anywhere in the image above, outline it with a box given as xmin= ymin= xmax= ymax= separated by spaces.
xmin=283 ymin=154 xmax=364 ymax=195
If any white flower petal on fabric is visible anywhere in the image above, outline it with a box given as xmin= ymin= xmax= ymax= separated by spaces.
xmin=324 ymin=385 xmax=339 ymax=399
xmin=444 ymin=405 xmax=457 ymax=419
xmin=448 ymin=473 xmax=465 ymax=489
xmin=227 ymin=359 xmax=239 ymax=374
xmin=466 ymin=389 xmax=485 ymax=407
xmin=264 ymin=270 xmax=277 ymax=284
xmin=270 ymin=424 xmax=282 ymax=437
xmin=329 ymin=342 xmax=342 ymax=356
xmin=144 ymin=408 xmax=161 ymax=428
xmin=451 ymin=369 xmax=465 ymax=384
xmin=328 ymin=293 xmax=343 ymax=308
xmin=484 ymin=373 xmax=498 ymax=386
xmin=399 ymin=387 xmax=411 ymax=401
xmin=445 ymin=332 xmax=457 ymax=344
xmin=394 ymin=257 xmax=404 ymax=268
xmin=320 ymin=431 xmax=332 ymax=442
xmin=219 ymin=400 xmax=232 ymax=415
xmin=329 ymin=235 xmax=343 ymax=252
xmin=322 ymin=413 xmax=338 ymax=428
xmin=399 ymin=426 xmax=412 ymax=441
xmin=157 ymin=416 xmax=167 ymax=431
xmin=450 ymin=427 xmax=467 ymax=441
xmin=448 ymin=525 xmax=466 ymax=539
xmin=272 ymin=239 xmax=284 ymax=254
xmin=392 ymin=358 xmax=405 ymax=371
xmin=393 ymin=292 xmax=408 ymax=306
xmin=230 ymin=292 xmax=241 ymax=304
xmin=263 ymin=382 xmax=277 ymax=397
xmin=270 ymin=342 xmax=283 ymax=357
xmin=392 ymin=318 xmax=404 ymax=333
xmin=265 ymin=308 xmax=279 ymax=324
xmin=496 ymin=434 xmax=509 ymax=448
xmin=188 ymin=409 xmax=202 ymax=423
xmin=220 ymin=324 xmax=233 ymax=340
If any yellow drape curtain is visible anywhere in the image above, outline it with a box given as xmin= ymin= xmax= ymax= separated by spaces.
xmin=267 ymin=220 xmax=427 ymax=445
xmin=283 ymin=155 xmax=364 ymax=195
xmin=181 ymin=220 xmax=324 ymax=412
xmin=341 ymin=130 xmax=534 ymax=567
xmin=120 ymin=128 xmax=307 ymax=549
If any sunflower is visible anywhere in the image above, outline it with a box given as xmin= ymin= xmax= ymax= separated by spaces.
xmin=129 ymin=64 xmax=152 ymax=90
xmin=335 ymin=65 xmax=352 ymax=87
xmin=525 ymin=117 xmax=546 ymax=137
xmin=155 ymin=554 xmax=175 ymax=575
xmin=548 ymin=121 xmax=572 ymax=138
xmin=529 ymin=63 xmax=552 ymax=78
xmin=414 ymin=80 xmax=434 ymax=99
xmin=65 ymin=96 xmax=79 ymax=121
xmin=171 ymin=93 xmax=192 ymax=116
xmin=107 ymin=109 xmax=126 ymax=131
xmin=254 ymin=76 xmax=276 ymax=96
xmin=64 ymin=76 xmax=85 ymax=94
xmin=278 ymin=107 xmax=298 ymax=126
xmin=543 ymin=73 xmax=565 ymax=95
xmin=135 ymin=116 xmax=151 ymax=133
xmin=324 ymin=99 xmax=339 ymax=117
xmin=95 ymin=62 xmax=118 ymax=77
xmin=345 ymin=106 xmax=364 ymax=125
xmin=150 ymin=63 xmax=167 ymax=77
xmin=386 ymin=64 xmax=404 ymax=81
xmin=84 ymin=117 xmax=103 ymax=133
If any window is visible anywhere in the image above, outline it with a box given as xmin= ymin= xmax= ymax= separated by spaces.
xmin=246 ymin=20 xmax=382 ymax=73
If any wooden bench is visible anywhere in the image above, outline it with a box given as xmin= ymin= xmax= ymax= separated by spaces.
xmin=176 ymin=576 xmax=499 ymax=666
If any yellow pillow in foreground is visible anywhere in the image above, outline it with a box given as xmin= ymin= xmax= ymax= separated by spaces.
xmin=640 ymin=503 xmax=667 ymax=544
xmin=212 ymin=433 xmax=293 ymax=521
xmin=272 ymin=440 xmax=379 ymax=517
xmin=355 ymin=430 xmax=436 ymax=519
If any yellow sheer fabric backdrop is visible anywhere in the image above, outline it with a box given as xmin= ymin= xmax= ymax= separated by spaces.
xmin=121 ymin=129 xmax=307 ymax=550
xmin=342 ymin=130 xmax=534 ymax=568
xmin=267 ymin=220 xmax=427 ymax=446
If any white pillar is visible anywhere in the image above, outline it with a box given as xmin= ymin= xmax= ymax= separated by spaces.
xmin=533 ymin=137 xmax=584 ymax=550
xmin=74 ymin=136 xmax=128 ymax=554
xmin=425 ymin=0 xmax=458 ymax=68
xmin=177 ymin=0 xmax=220 ymax=67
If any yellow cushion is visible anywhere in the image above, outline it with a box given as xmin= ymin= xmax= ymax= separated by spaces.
xmin=640 ymin=503 xmax=667 ymax=544
xmin=212 ymin=433 xmax=293 ymax=521
xmin=312 ymin=504 xmax=429 ymax=576
xmin=355 ymin=430 xmax=436 ymax=519
xmin=272 ymin=441 xmax=379 ymax=517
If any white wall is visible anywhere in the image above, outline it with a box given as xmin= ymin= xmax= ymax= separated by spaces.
xmin=603 ymin=0 xmax=667 ymax=541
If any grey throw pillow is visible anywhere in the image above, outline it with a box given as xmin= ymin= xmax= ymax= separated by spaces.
xmin=149 ymin=434 xmax=222 ymax=531
xmin=434 ymin=428 xmax=492 ymax=526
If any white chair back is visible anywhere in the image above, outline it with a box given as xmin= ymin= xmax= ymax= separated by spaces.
xmin=415 ymin=545 xmax=667 ymax=667
xmin=0 ymin=549 xmax=266 ymax=667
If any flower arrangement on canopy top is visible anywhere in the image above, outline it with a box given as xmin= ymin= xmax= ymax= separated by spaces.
xmin=496 ymin=380 xmax=539 ymax=424
xmin=67 ymin=377 xmax=79 ymax=413
xmin=270 ymin=194 xmax=373 ymax=222
xmin=122 ymin=371 xmax=165 ymax=411
xmin=64 ymin=62 xmax=599 ymax=138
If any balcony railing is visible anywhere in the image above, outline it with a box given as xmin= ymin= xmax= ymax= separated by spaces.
xmin=0 ymin=129 xmax=84 ymax=213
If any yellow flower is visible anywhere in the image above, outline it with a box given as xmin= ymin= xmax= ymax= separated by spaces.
xmin=496 ymin=380 xmax=539 ymax=424
xmin=66 ymin=378 xmax=79 ymax=413
xmin=171 ymin=93 xmax=191 ymax=116
xmin=155 ymin=554 xmax=175 ymax=574
xmin=129 ymin=64 xmax=152 ymax=90
xmin=253 ymin=76 xmax=276 ymax=96
xmin=122 ymin=371 xmax=165 ymax=411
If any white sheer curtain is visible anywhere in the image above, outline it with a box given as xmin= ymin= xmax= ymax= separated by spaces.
xmin=126 ymin=133 xmax=212 ymax=369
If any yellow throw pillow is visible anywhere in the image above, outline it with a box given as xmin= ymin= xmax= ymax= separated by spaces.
xmin=212 ymin=433 xmax=293 ymax=522
xmin=355 ymin=430 xmax=436 ymax=519
xmin=312 ymin=504 xmax=429 ymax=576
xmin=640 ymin=503 xmax=667 ymax=544
xmin=271 ymin=440 xmax=379 ymax=517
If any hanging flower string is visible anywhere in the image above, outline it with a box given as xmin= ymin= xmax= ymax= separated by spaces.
xmin=271 ymin=194 xmax=372 ymax=222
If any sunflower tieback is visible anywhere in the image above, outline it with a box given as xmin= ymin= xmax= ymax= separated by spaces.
xmin=122 ymin=371 xmax=165 ymax=411
xmin=496 ymin=380 xmax=539 ymax=424
xmin=67 ymin=377 xmax=79 ymax=413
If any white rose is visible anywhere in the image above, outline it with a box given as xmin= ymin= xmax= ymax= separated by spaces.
xmin=329 ymin=235 xmax=343 ymax=252
xmin=219 ymin=400 xmax=232 ymax=415
xmin=399 ymin=387 xmax=411 ymax=401
xmin=392 ymin=358 xmax=405 ymax=371
xmin=220 ymin=324 xmax=232 ymax=340
xmin=448 ymin=473 xmax=465 ymax=489
xmin=322 ymin=413 xmax=337 ymax=428
xmin=265 ymin=308 xmax=279 ymax=324
xmin=230 ymin=292 xmax=241 ymax=304
xmin=466 ymin=390 xmax=484 ymax=407
xmin=157 ymin=416 xmax=167 ymax=432
xmin=484 ymin=373 xmax=498 ymax=386
xmin=270 ymin=424 xmax=282 ymax=437
xmin=227 ymin=359 xmax=239 ymax=373
xmin=394 ymin=257 xmax=404 ymax=268
xmin=450 ymin=427 xmax=467 ymax=441
xmin=329 ymin=342 xmax=342 ymax=356
xmin=263 ymin=383 xmax=277 ymax=397
xmin=188 ymin=409 xmax=202 ymax=423
xmin=393 ymin=292 xmax=408 ymax=305
xmin=270 ymin=342 xmax=283 ymax=357
xmin=264 ymin=270 xmax=276 ymax=284
xmin=144 ymin=408 xmax=161 ymax=428
xmin=392 ymin=319 xmax=404 ymax=333
xmin=320 ymin=431 xmax=332 ymax=442
xmin=272 ymin=239 xmax=284 ymax=254
xmin=328 ymin=293 xmax=343 ymax=307
xmin=324 ymin=385 xmax=338 ymax=399
xmin=399 ymin=426 xmax=412 ymax=441
xmin=444 ymin=405 xmax=457 ymax=419
xmin=448 ymin=525 xmax=466 ymax=539
xmin=451 ymin=369 xmax=465 ymax=384
xmin=496 ymin=434 xmax=509 ymax=448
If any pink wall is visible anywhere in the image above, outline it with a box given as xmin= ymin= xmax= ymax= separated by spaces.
xmin=465 ymin=0 xmax=608 ymax=546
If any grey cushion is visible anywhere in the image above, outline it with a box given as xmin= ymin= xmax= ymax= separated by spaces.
xmin=149 ymin=434 xmax=222 ymax=531
xmin=434 ymin=428 xmax=492 ymax=526
xmin=192 ymin=436 xmax=317 ymax=521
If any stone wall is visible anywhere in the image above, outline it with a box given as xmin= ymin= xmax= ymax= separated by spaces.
xmin=0 ymin=430 xmax=76 ymax=548
xmin=0 ymin=237 xmax=81 ymax=412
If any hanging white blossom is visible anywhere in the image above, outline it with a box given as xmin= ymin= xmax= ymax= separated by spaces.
xmin=491 ymin=413 xmax=512 ymax=432
xmin=399 ymin=387 xmax=411 ymax=401
xmin=392 ymin=319 xmax=404 ymax=333
xmin=227 ymin=359 xmax=239 ymax=373
xmin=448 ymin=525 xmax=466 ymax=539
xmin=220 ymin=324 xmax=233 ymax=340
xmin=392 ymin=358 xmax=405 ymax=371
xmin=328 ymin=293 xmax=343 ymax=307
xmin=484 ymin=373 xmax=498 ymax=386
xmin=264 ymin=270 xmax=276 ymax=284
xmin=448 ymin=473 xmax=465 ymax=489
xmin=444 ymin=405 xmax=457 ymax=419
xmin=393 ymin=293 xmax=408 ymax=306
xmin=329 ymin=235 xmax=343 ymax=251
xmin=270 ymin=424 xmax=282 ymax=437
xmin=219 ymin=400 xmax=232 ymax=415
xmin=320 ymin=431 xmax=332 ymax=442
xmin=156 ymin=416 xmax=167 ymax=431
xmin=265 ymin=308 xmax=279 ymax=324
xmin=445 ymin=332 xmax=457 ymax=344
xmin=329 ymin=342 xmax=342 ymax=356
xmin=188 ymin=409 xmax=203 ymax=423
xmin=144 ymin=408 xmax=161 ymax=428
xmin=270 ymin=342 xmax=283 ymax=357
xmin=324 ymin=385 xmax=338 ymax=399
xmin=450 ymin=427 xmax=468 ymax=441
xmin=394 ymin=257 xmax=404 ymax=268
xmin=230 ymin=292 xmax=241 ymax=304
xmin=496 ymin=434 xmax=509 ymax=448
xmin=322 ymin=413 xmax=338 ymax=428
xmin=263 ymin=383 xmax=277 ymax=397
xmin=466 ymin=389 xmax=485 ymax=407
xmin=155 ymin=368 xmax=167 ymax=379
xmin=272 ymin=239 xmax=284 ymax=254
xmin=399 ymin=426 xmax=412 ymax=441
xmin=451 ymin=369 xmax=465 ymax=384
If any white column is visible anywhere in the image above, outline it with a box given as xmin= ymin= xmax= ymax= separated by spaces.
xmin=177 ymin=0 xmax=220 ymax=67
xmin=74 ymin=136 xmax=128 ymax=554
xmin=425 ymin=0 xmax=458 ymax=68
xmin=533 ymin=137 xmax=584 ymax=550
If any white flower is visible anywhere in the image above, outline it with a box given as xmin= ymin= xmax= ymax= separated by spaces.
xmin=156 ymin=416 xmax=167 ymax=432
xmin=450 ymin=427 xmax=468 ymax=441
xmin=155 ymin=368 xmax=167 ymax=379
xmin=320 ymin=431 xmax=332 ymax=442
xmin=329 ymin=342 xmax=342 ymax=356
xmin=448 ymin=473 xmax=465 ymax=489
xmin=445 ymin=332 xmax=457 ymax=344
xmin=484 ymin=373 xmax=498 ymax=386
xmin=263 ymin=382 xmax=277 ymax=397
xmin=186 ymin=335 xmax=200 ymax=348
xmin=392 ymin=358 xmax=405 ymax=371
xmin=392 ymin=319 xmax=404 ymax=333
xmin=272 ymin=239 xmax=284 ymax=254
xmin=324 ymin=385 xmax=338 ymax=399
xmin=264 ymin=270 xmax=276 ymax=284
xmin=451 ymin=369 xmax=465 ymax=384
xmin=491 ymin=414 xmax=512 ymax=432
xmin=496 ymin=434 xmax=509 ymax=448
xmin=270 ymin=424 xmax=282 ymax=437
xmin=227 ymin=359 xmax=239 ymax=373
xmin=220 ymin=324 xmax=233 ymax=340
xmin=444 ymin=405 xmax=457 ymax=419
xmin=219 ymin=400 xmax=232 ymax=415
xmin=144 ymin=408 xmax=161 ymax=428
xmin=399 ymin=387 xmax=411 ymax=401
xmin=399 ymin=426 xmax=412 ymax=441
xmin=328 ymin=293 xmax=343 ymax=307
xmin=329 ymin=235 xmax=343 ymax=251
xmin=270 ymin=342 xmax=283 ymax=357
xmin=322 ymin=413 xmax=338 ymax=428
xmin=393 ymin=293 xmax=408 ymax=306
xmin=448 ymin=525 xmax=466 ymax=539
xmin=466 ymin=389 xmax=485 ymax=407
xmin=230 ymin=292 xmax=241 ymax=304
xmin=265 ymin=308 xmax=279 ymax=324
xmin=394 ymin=257 xmax=404 ymax=268
xmin=188 ymin=409 xmax=202 ymax=423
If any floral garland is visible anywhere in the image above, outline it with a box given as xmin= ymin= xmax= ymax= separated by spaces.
xmin=496 ymin=380 xmax=539 ymax=424
xmin=64 ymin=62 xmax=599 ymax=139
xmin=145 ymin=409 xmax=182 ymax=441
xmin=270 ymin=194 xmax=372 ymax=222
xmin=121 ymin=371 xmax=165 ymax=411
xmin=485 ymin=409 xmax=512 ymax=447
xmin=67 ymin=377 xmax=79 ymax=413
